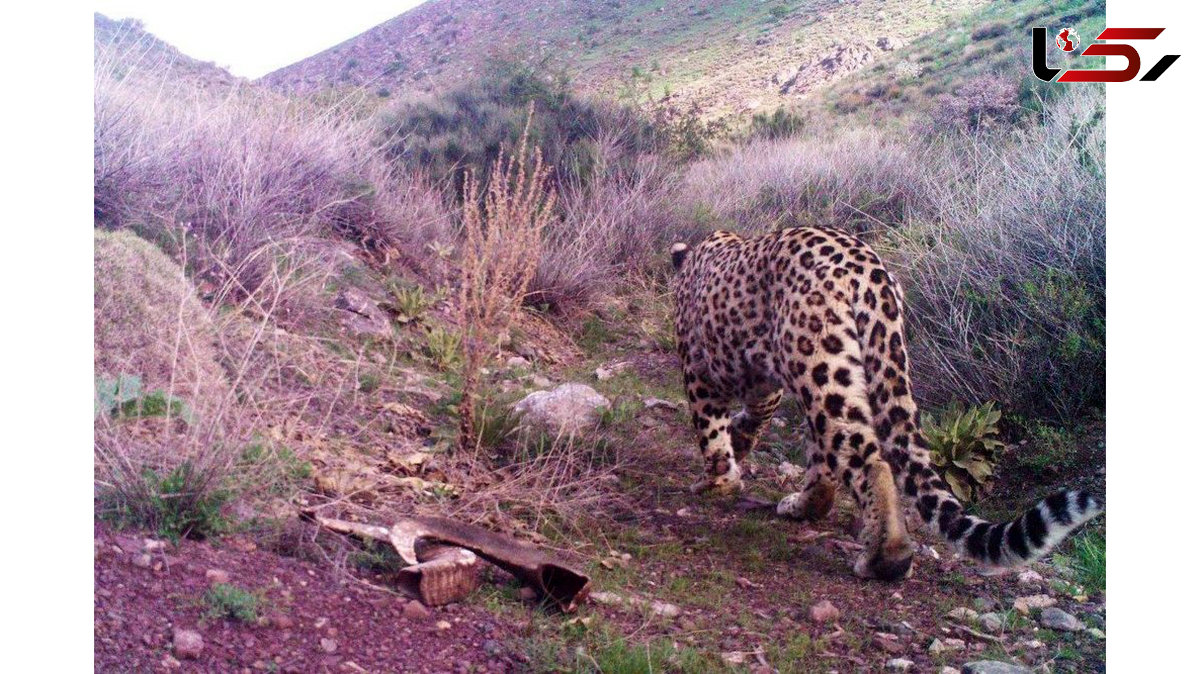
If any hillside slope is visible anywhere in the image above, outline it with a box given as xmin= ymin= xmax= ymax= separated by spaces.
xmin=260 ymin=0 xmax=988 ymax=116
xmin=95 ymin=13 xmax=244 ymax=91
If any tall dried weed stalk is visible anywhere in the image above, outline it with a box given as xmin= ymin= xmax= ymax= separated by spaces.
xmin=457 ymin=113 xmax=557 ymax=450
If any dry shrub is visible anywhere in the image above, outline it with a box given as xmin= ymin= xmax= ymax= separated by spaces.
xmin=457 ymin=117 xmax=556 ymax=450
xmin=921 ymin=73 xmax=1021 ymax=136
xmin=531 ymin=154 xmax=691 ymax=313
xmin=681 ymin=128 xmax=923 ymax=234
xmin=886 ymin=85 xmax=1105 ymax=420
xmin=94 ymin=40 xmax=452 ymax=312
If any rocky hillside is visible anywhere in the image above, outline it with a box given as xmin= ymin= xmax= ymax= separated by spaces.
xmin=260 ymin=0 xmax=988 ymax=116
xmin=95 ymin=13 xmax=244 ymax=92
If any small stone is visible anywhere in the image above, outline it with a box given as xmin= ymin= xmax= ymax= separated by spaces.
xmin=1012 ymin=594 xmax=1055 ymax=614
xmin=1017 ymin=568 xmax=1043 ymax=585
xmin=143 ymin=538 xmax=167 ymax=553
xmin=885 ymin=658 xmax=914 ymax=671
xmin=941 ymin=668 xmax=961 ymax=674
xmin=962 ymin=662 xmax=1032 ymax=674
xmin=270 ymin=614 xmax=295 ymax=630
xmin=649 ymin=600 xmax=681 ymax=619
xmin=675 ymin=507 xmax=692 ymax=517
xmin=172 ymin=629 xmax=204 ymax=659
xmin=530 ymin=375 xmax=552 ymax=388
xmin=320 ymin=638 xmax=338 ymax=653
xmin=1087 ymin=627 xmax=1106 ymax=639
xmin=205 ymin=569 xmax=231 ymax=584
xmin=483 ymin=639 xmax=502 ymax=655
xmin=944 ymin=638 xmax=966 ymax=650
xmin=161 ymin=655 xmax=182 ymax=669
xmin=736 ymin=577 xmax=761 ymax=590
xmin=642 ymin=397 xmax=679 ymax=411
xmin=721 ymin=651 xmax=747 ymax=665
xmin=131 ymin=553 xmax=152 ymax=568
xmin=506 ymin=356 xmax=530 ymax=369
xmin=874 ymin=633 xmax=904 ymax=654
xmin=946 ymin=607 xmax=978 ymax=622
xmin=778 ymin=462 xmax=802 ymax=480
xmin=978 ymin=612 xmax=1004 ymax=633
xmin=1040 ymin=607 xmax=1085 ymax=632
xmin=973 ymin=596 xmax=1000 ymax=612
xmin=436 ymin=620 xmax=452 ymax=630
xmin=1017 ymin=639 xmax=1044 ymax=650
xmin=594 ymin=361 xmax=632 ymax=381
xmin=589 ymin=591 xmax=623 ymax=606
xmin=518 ymin=586 xmax=538 ymax=602
xmin=809 ymin=599 xmax=840 ymax=623
xmin=314 ymin=617 xmax=330 ymax=629
xmin=928 ymin=638 xmax=948 ymax=655
xmin=403 ymin=601 xmax=431 ymax=620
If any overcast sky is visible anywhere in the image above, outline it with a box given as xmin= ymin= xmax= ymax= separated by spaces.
xmin=94 ymin=1 xmax=428 ymax=78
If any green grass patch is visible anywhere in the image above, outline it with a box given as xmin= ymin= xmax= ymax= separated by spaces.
xmin=203 ymin=583 xmax=262 ymax=623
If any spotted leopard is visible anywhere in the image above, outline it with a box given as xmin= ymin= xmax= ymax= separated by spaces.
xmin=671 ymin=227 xmax=1102 ymax=580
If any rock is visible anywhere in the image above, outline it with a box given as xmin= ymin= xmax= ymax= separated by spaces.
xmin=886 ymin=658 xmax=914 ymax=671
xmin=973 ymin=596 xmax=1000 ymax=612
xmin=269 ymin=614 xmax=295 ymax=629
xmin=773 ymin=66 xmax=800 ymax=86
xmin=642 ymin=397 xmax=679 ymax=411
xmin=928 ymin=638 xmax=948 ymax=655
xmin=809 ymin=599 xmax=840 ymax=623
xmin=589 ymin=591 xmax=623 ymax=606
xmin=161 ymin=654 xmax=182 ymax=669
xmin=1017 ymin=568 xmax=1043 ymax=585
xmin=876 ymin=36 xmax=906 ymax=51
xmin=506 ymin=356 xmax=530 ymax=369
xmin=962 ymin=662 xmax=1032 ymax=674
xmin=978 ymin=612 xmax=1004 ymax=633
xmin=1012 ymin=594 xmax=1055 ymax=614
xmin=1017 ymin=639 xmax=1044 ymax=650
xmin=518 ymin=587 xmax=538 ymax=602
xmin=941 ymin=669 xmax=962 ymax=674
xmin=1040 ymin=607 xmax=1085 ymax=632
xmin=1087 ymin=627 xmax=1106 ymax=639
xmin=435 ymin=620 xmax=452 ymax=630
xmin=320 ymin=638 xmax=338 ymax=653
xmin=649 ymin=601 xmax=681 ymax=619
xmin=736 ymin=577 xmax=761 ymax=590
xmin=530 ymin=375 xmax=552 ymax=388
xmin=946 ymin=607 xmax=979 ymax=622
xmin=512 ymin=383 xmax=611 ymax=434
xmin=402 ymin=600 xmax=431 ymax=620
xmin=594 ymin=361 xmax=632 ymax=381
xmin=131 ymin=553 xmax=153 ymax=568
xmin=143 ymin=538 xmax=167 ymax=553
xmin=334 ymin=288 xmax=391 ymax=338
xmin=874 ymin=633 xmax=904 ymax=654
xmin=205 ymin=569 xmax=231 ymax=584
xmin=721 ymin=651 xmax=747 ymax=665
xmin=172 ymin=629 xmax=204 ymax=659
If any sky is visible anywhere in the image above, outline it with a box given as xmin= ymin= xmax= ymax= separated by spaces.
xmin=93 ymin=1 xmax=428 ymax=79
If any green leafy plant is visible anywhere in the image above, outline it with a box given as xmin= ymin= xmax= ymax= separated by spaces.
xmin=924 ymin=401 xmax=1004 ymax=502
xmin=422 ymin=326 xmax=463 ymax=370
xmin=95 ymin=374 xmax=192 ymax=422
xmin=388 ymin=282 xmax=436 ymax=325
xmin=203 ymin=583 xmax=262 ymax=623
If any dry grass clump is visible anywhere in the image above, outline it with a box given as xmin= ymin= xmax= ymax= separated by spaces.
xmin=457 ymin=117 xmax=557 ymax=450
xmin=680 ymin=127 xmax=924 ymax=235
xmin=94 ymin=39 xmax=452 ymax=312
xmin=887 ymin=85 xmax=1105 ymax=420
xmin=531 ymin=154 xmax=692 ymax=313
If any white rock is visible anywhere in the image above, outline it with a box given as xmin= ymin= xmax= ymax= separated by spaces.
xmin=172 ymin=629 xmax=204 ymax=659
xmin=946 ymin=607 xmax=979 ymax=622
xmin=1012 ymin=594 xmax=1056 ymax=614
xmin=978 ymin=612 xmax=1004 ymax=633
xmin=886 ymin=658 xmax=914 ymax=672
xmin=962 ymin=662 xmax=1032 ymax=674
xmin=594 ymin=361 xmax=632 ymax=381
xmin=512 ymin=383 xmax=611 ymax=434
xmin=1017 ymin=568 xmax=1043 ymax=585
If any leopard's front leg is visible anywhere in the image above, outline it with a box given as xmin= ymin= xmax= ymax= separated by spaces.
xmin=685 ymin=383 xmax=742 ymax=495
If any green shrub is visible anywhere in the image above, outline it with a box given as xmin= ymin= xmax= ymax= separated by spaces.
xmin=422 ymin=325 xmax=462 ymax=370
xmin=103 ymin=462 xmax=231 ymax=542
xmin=924 ymin=402 xmax=1004 ymax=502
xmin=203 ymin=583 xmax=261 ymax=623
xmin=749 ymin=106 xmax=806 ymax=140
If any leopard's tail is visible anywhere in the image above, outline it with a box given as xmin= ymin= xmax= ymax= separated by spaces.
xmin=910 ymin=472 xmax=1103 ymax=567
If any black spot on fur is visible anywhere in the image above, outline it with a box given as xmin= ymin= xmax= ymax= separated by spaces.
xmin=1024 ymin=508 xmax=1048 ymax=549
xmin=1046 ymin=491 xmax=1073 ymax=525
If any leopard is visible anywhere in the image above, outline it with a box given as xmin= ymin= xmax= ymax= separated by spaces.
xmin=670 ymin=226 xmax=1102 ymax=580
